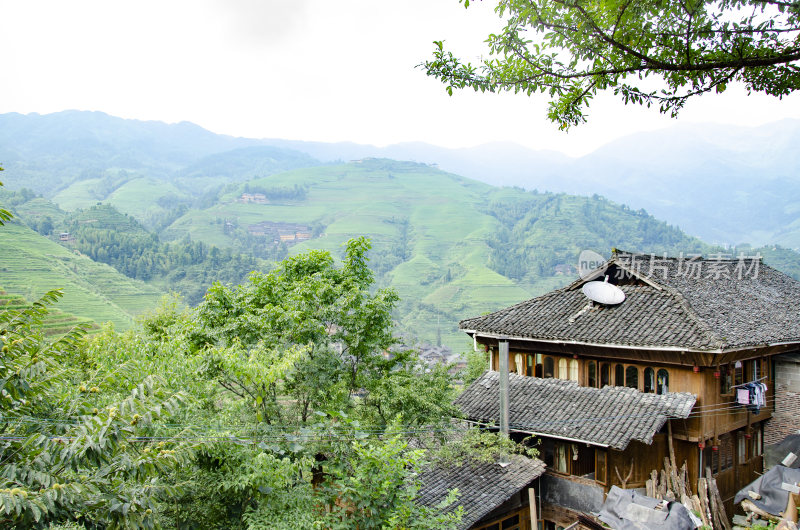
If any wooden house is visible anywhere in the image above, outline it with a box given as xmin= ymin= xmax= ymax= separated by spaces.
xmin=457 ymin=250 xmax=800 ymax=526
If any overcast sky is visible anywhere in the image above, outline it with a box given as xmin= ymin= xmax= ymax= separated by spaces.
xmin=3 ymin=0 xmax=800 ymax=156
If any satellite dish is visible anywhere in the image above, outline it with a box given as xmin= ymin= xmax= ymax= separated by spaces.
xmin=582 ymin=277 xmax=625 ymax=305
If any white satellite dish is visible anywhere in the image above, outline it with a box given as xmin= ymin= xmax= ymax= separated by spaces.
xmin=582 ymin=278 xmax=625 ymax=305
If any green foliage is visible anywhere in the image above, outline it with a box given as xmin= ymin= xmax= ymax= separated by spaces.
xmin=462 ymin=348 xmax=489 ymax=386
xmin=424 ymin=0 xmax=800 ymax=128
xmin=0 ymin=291 xmax=191 ymax=529
xmin=0 ymin=174 xmax=14 ymax=226
xmin=432 ymin=428 xmax=538 ymax=466
xmin=41 ymin=204 xmax=263 ymax=305
xmin=483 ymin=191 xmax=708 ymax=283
xmin=318 ymin=435 xmax=462 ymax=530
xmin=196 ymin=237 xmax=402 ymax=424
xmin=359 ymin=352 xmax=460 ymax=429
xmin=0 ymin=222 xmax=162 ymax=330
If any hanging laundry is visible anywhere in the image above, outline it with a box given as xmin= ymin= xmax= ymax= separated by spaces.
xmin=737 ymin=387 xmax=750 ymax=405
xmin=748 ymin=383 xmax=761 ymax=414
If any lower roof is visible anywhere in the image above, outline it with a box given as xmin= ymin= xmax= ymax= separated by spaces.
xmin=417 ymin=453 xmax=545 ymax=530
xmin=455 ymin=371 xmax=696 ymax=451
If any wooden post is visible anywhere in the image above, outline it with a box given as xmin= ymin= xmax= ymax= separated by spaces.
xmin=499 ymin=340 xmax=509 ymax=436
xmin=668 ymin=420 xmax=677 ymax=469
xmin=528 ymin=487 xmax=538 ymax=530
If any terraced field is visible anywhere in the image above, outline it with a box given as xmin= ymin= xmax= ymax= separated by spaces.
xmin=0 ymin=223 xmax=162 ymax=329
xmin=0 ymin=289 xmax=100 ymax=335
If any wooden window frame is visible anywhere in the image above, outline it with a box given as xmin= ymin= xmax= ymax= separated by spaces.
xmin=587 ymin=361 xmax=598 ymax=388
xmin=643 ymin=367 xmax=655 ymax=393
xmin=625 ymin=365 xmax=640 ymax=390
xmin=558 ymin=358 xmax=569 ymax=380
xmin=600 ymin=363 xmax=611 ymax=387
xmin=656 ymin=368 xmax=669 ymax=395
xmin=543 ymin=356 xmax=555 ymax=379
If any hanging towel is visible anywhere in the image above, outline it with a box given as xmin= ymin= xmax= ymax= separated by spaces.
xmin=737 ymin=387 xmax=750 ymax=405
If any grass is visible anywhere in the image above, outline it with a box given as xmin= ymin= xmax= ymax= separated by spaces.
xmin=52 ymin=179 xmax=105 ymax=211
xmin=0 ymin=222 xmax=163 ymax=330
xmin=106 ymin=177 xmax=186 ymax=222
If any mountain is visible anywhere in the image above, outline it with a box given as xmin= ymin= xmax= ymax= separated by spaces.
xmin=0 ymin=111 xmax=321 ymax=228
xmin=3 ymin=111 xmax=799 ymax=247
xmin=162 ymin=158 xmax=709 ymax=349
xmin=2 ymin=110 xmax=799 ymax=349
xmin=261 ymin=121 xmax=800 ymax=248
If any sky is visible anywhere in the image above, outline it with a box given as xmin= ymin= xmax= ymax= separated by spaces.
xmin=3 ymin=0 xmax=800 ymax=157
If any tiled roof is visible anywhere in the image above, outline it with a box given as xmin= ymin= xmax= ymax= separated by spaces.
xmin=416 ymin=453 xmax=545 ymax=530
xmin=460 ymin=251 xmax=800 ymax=351
xmin=455 ymin=371 xmax=696 ymax=450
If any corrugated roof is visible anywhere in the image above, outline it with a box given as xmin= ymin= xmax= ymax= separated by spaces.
xmin=455 ymin=371 xmax=696 ymax=450
xmin=416 ymin=453 xmax=545 ymax=530
xmin=460 ymin=251 xmax=800 ymax=351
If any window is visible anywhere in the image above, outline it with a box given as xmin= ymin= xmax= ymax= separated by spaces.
xmin=543 ymin=357 xmax=554 ymax=378
xmin=615 ymin=364 xmax=624 ymax=386
xmin=734 ymin=361 xmax=744 ymax=387
xmin=601 ymin=363 xmax=611 ymax=387
xmin=719 ymin=434 xmax=733 ymax=471
xmin=587 ymin=361 xmax=598 ymax=388
xmin=644 ymin=367 xmax=655 ymax=393
xmin=569 ymin=359 xmax=579 ymax=382
xmin=657 ymin=369 xmax=669 ymax=394
xmin=625 ymin=366 xmax=639 ymax=390
xmin=535 ymin=354 xmax=543 ymax=378
xmin=545 ymin=439 xmax=596 ymax=478
xmin=555 ymin=442 xmax=567 ymax=473
xmin=558 ymin=358 xmax=568 ymax=380
xmin=737 ymin=434 xmax=747 ymax=464
xmin=710 ymin=447 xmax=719 ymax=475
xmin=527 ymin=354 xmax=534 ymax=376
xmin=720 ymin=364 xmax=732 ymax=395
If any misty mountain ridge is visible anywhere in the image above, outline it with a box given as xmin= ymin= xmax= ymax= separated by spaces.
xmin=1 ymin=110 xmax=798 ymax=248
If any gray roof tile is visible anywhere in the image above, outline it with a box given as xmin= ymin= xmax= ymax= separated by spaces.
xmin=455 ymin=371 xmax=696 ymax=450
xmin=460 ymin=251 xmax=800 ymax=351
xmin=416 ymin=453 xmax=546 ymax=530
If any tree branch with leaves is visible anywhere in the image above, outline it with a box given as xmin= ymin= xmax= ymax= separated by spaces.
xmin=423 ymin=0 xmax=800 ymax=128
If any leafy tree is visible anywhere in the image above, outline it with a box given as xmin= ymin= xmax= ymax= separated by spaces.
xmin=316 ymin=427 xmax=462 ymax=530
xmin=195 ymin=237 xmax=401 ymax=424
xmin=0 ymin=292 xmax=191 ymax=529
xmin=462 ymin=348 xmax=489 ymax=386
xmin=359 ymin=354 xmax=459 ymax=429
xmin=424 ymin=0 xmax=800 ymax=128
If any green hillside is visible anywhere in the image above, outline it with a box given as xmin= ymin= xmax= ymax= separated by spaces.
xmin=0 ymin=288 xmax=100 ymax=335
xmin=0 ymin=222 xmax=162 ymax=330
xmin=164 ymin=159 xmax=708 ymax=350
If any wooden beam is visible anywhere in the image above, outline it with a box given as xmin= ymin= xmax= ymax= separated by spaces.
xmin=528 ymin=487 xmax=538 ymax=530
